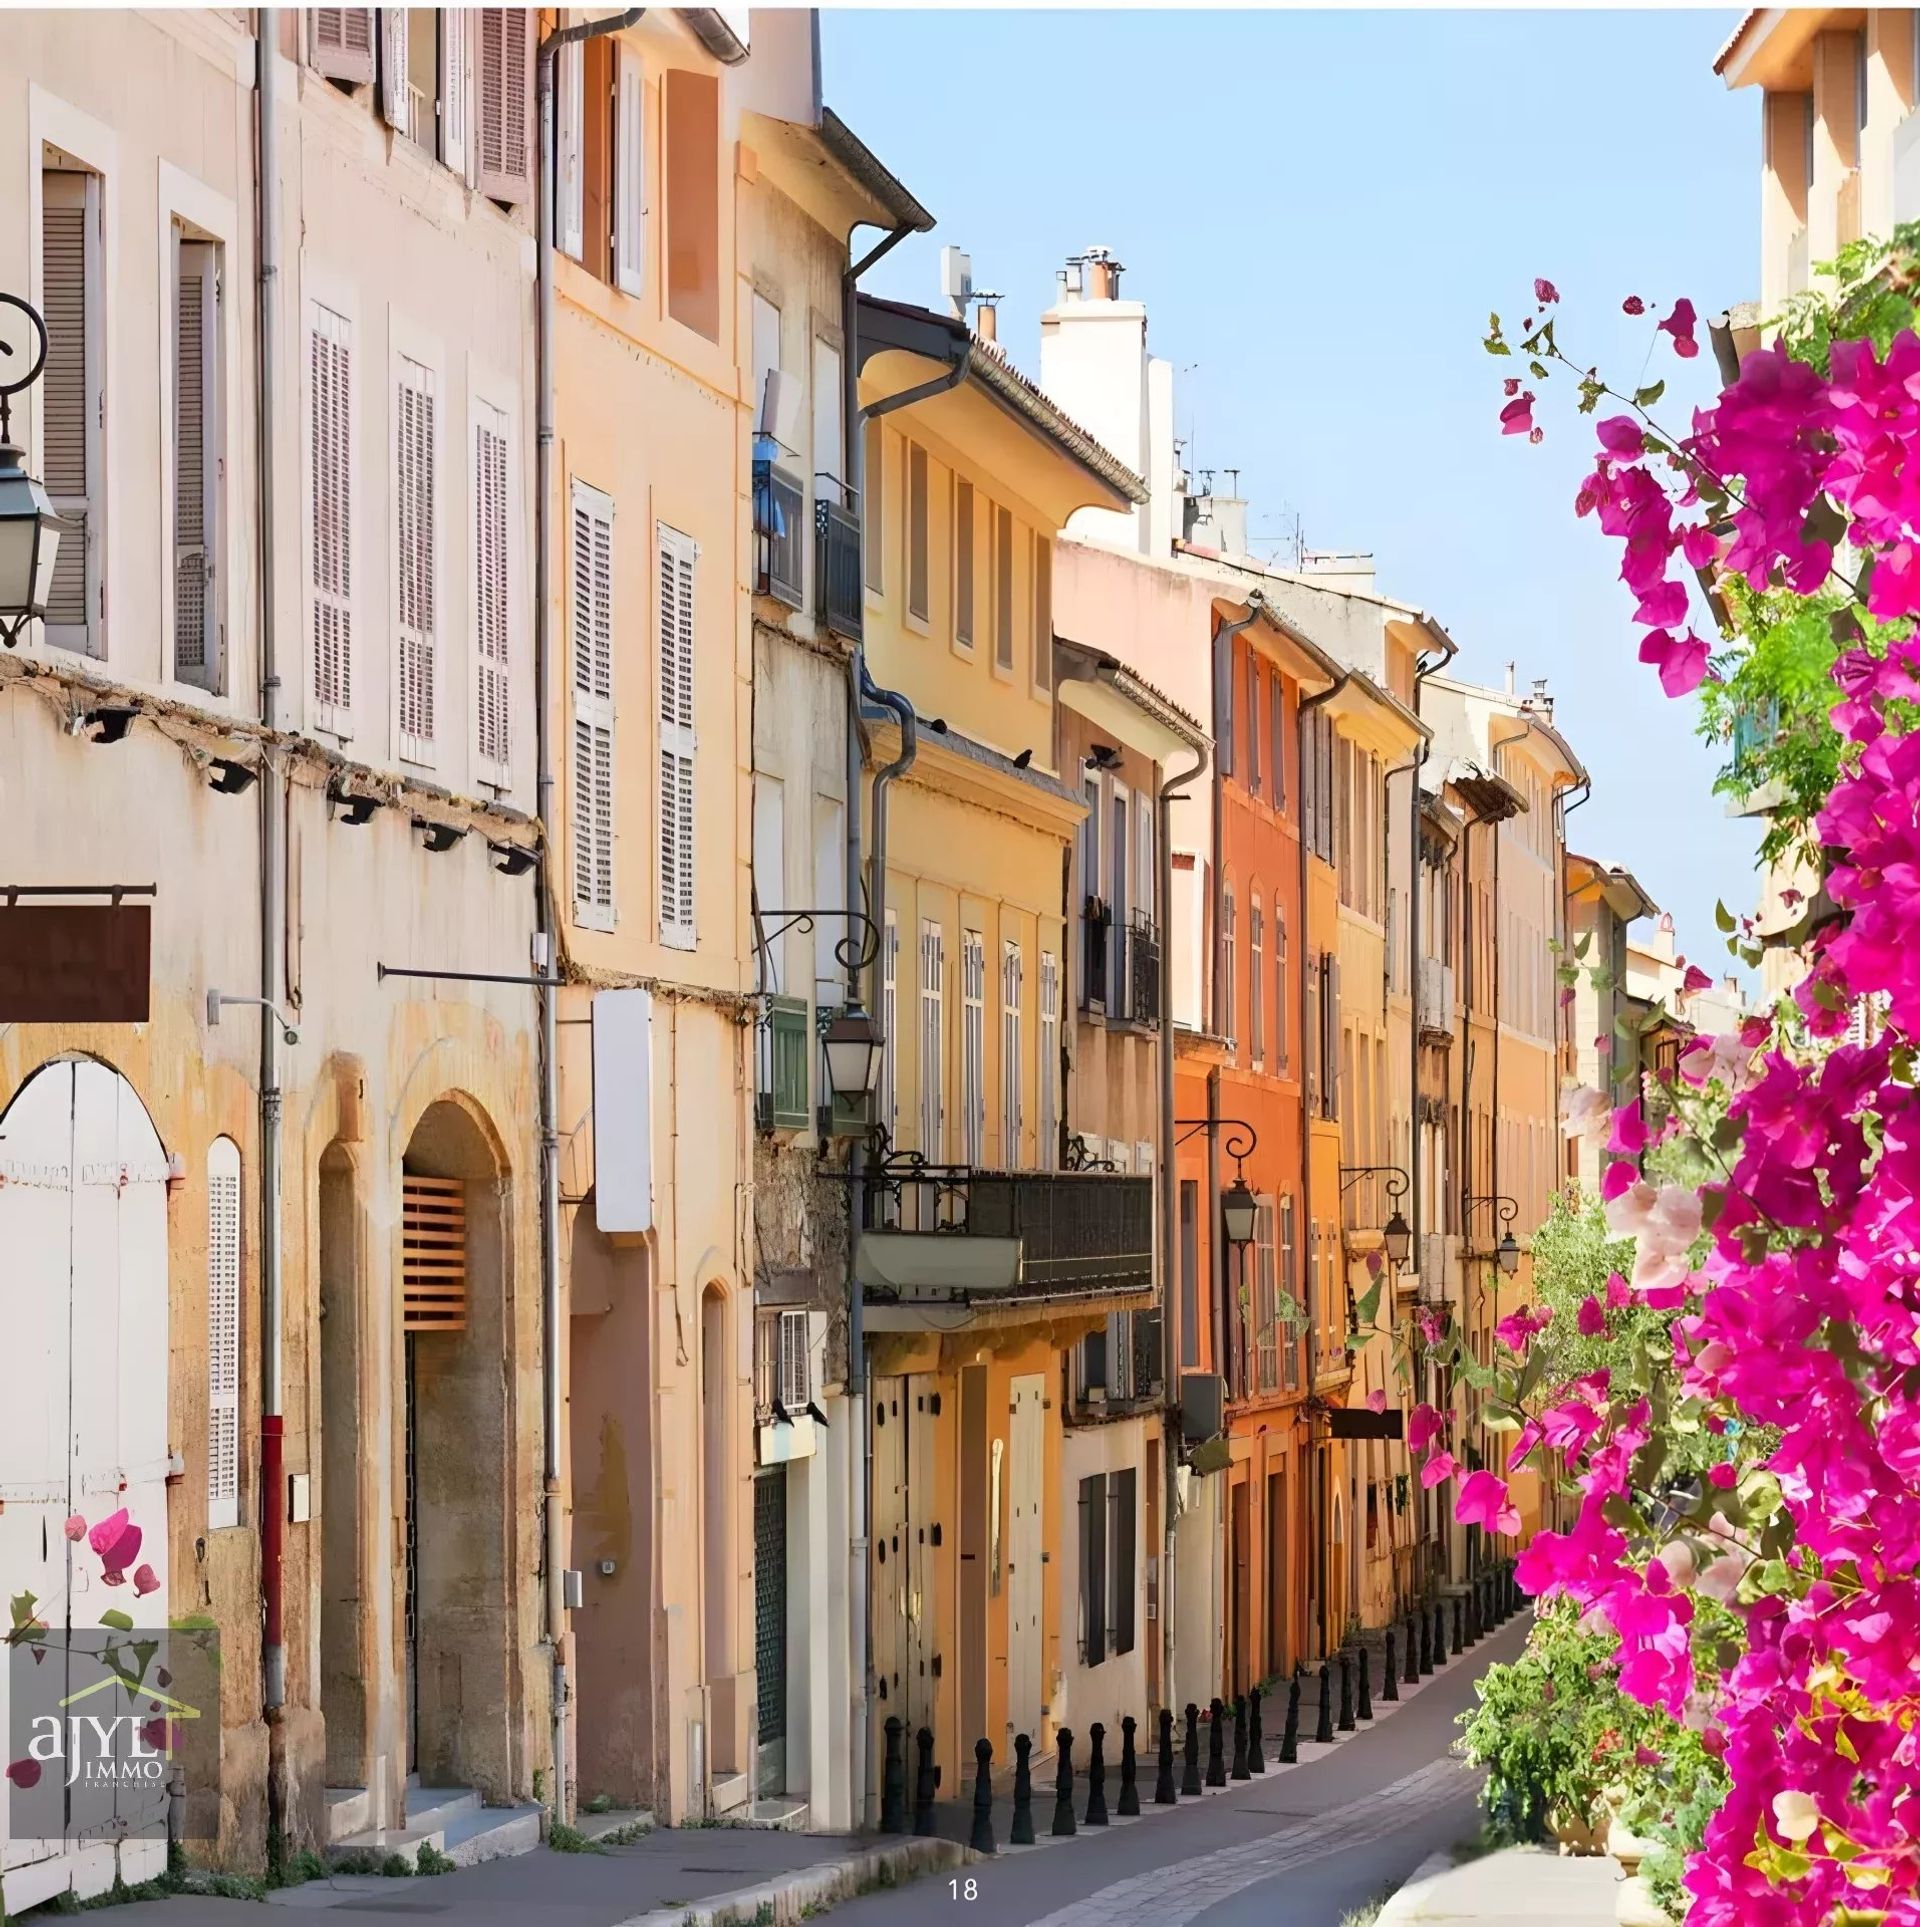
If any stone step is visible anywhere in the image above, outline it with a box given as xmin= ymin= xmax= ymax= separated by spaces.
xmin=328 ymin=1791 xmax=539 ymax=1872
xmin=324 ymin=1787 xmax=372 ymax=1845
xmin=710 ymin=1770 xmax=750 ymax=1816
xmin=576 ymin=1806 xmax=653 ymax=1844
xmin=746 ymin=1796 xmax=808 ymax=1831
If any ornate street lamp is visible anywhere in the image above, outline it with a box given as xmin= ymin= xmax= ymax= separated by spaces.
xmin=1172 ymin=1117 xmax=1262 ymax=1249
xmin=1494 ymin=1228 xmax=1521 ymax=1278
xmin=1340 ymin=1163 xmax=1413 ymax=1272
xmin=1464 ymin=1193 xmax=1522 ymax=1278
xmin=0 ymin=294 xmax=62 ymax=646
xmin=822 ymin=1001 xmax=883 ymax=1101
xmin=1220 ymin=1175 xmax=1258 ymax=1249
xmin=1383 ymin=1207 xmax=1413 ymax=1271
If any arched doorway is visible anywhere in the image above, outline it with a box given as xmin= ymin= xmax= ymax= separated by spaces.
xmin=400 ymin=1098 xmax=512 ymax=1798
xmin=0 ymin=1059 xmax=170 ymax=1911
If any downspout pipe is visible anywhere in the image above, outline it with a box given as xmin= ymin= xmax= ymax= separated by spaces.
xmin=536 ymin=3 xmax=643 ymax=1829
xmin=255 ymin=9 xmax=286 ymax=1743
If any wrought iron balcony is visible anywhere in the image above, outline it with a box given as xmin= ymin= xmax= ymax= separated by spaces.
xmin=1120 ymin=911 xmax=1162 ymax=1025
xmin=753 ymin=457 xmax=805 ymax=610
xmin=815 ymin=486 xmax=862 ymax=641
xmin=1080 ymin=900 xmax=1160 ymax=1025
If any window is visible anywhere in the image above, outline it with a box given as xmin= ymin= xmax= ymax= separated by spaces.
xmin=384 ymin=9 xmax=471 ymax=172
xmin=394 ymin=355 xmax=437 ymax=764
xmin=953 ymin=477 xmax=975 ymax=649
xmin=961 ymin=930 xmax=985 ymax=1166
xmin=906 ymin=442 xmax=929 ymax=623
xmin=812 ymin=337 xmax=843 ymax=502
xmin=206 ymin=1136 xmax=242 ymax=1531
xmin=1111 ymin=1468 xmax=1137 ymax=1656
xmin=919 ymin=919 xmax=945 ymax=1159
xmin=1279 ymin=1195 xmax=1299 ymax=1388
xmin=1320 ymin=954 xmax=1340 ymax=1120
xmin=556 ymin=40 xmax=584 ymax=256
xmin=1254 ymin=1195 xmax=1277 ymax=1391
xmin=1032 ymin=534 xmax=1052 ymax=690
xmin=1000 ymin=940 xmax=1024 ymax=1166
xmin=473 ymin=400 xmax=512 ymax=779
xmin=1178 ymin=1179 xmax=1200 ymax=1369
xmin=1270 ymin=671 xmax=1286 ymax=811
xmin=569 ymin=482 xmax=615 ymax=929
xmin=863 ymin=420 xmax=884 ymax=595
xmin=1274 ymin=910 xmax=1289 ymax=1073
xmin=309 ymin=7 xmax=374 ymax=83
xmin=993 ymin=504 xmax=1014 ymax=673
xmin=1037 ymin=950 xmax=1059 ymax=1169
xmin=613 ymin=42 xmax=646 ymax=294
xmin=41 ymin=169 xmax=102 ymax=655
xmin=664 ymin=68 xmax=720 ymax=339
xmin=476 ymin=8 xmax=534 ymax=204
xmin=582 ymin=37 xmax=616 ymax=277
xmin=1079 ymin=1472 xmax=1108 ymax=1666
xmin=1246 ymin=655 xmax=1261 ymax=794
xmin=172 ymin=233 xmax=223 ymax=689
xmin=308 ymin=301 xmax=354 ymax=732
xmin=751 ymin=292 xmax=781 ymax=431
xmin=1249 ymin=897 xmax=1265 ymax=1065
xmin=657 ymin=523 xmax=699 ymax=947
xmin=1212 ymin=624 xmax=1234 ymax=776
xmin=1222 ymin=885 xmax=1236 ymax=1045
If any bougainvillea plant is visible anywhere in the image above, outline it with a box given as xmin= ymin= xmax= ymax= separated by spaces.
xmin=1419 ymin=268 xmax=1920 ymax=1924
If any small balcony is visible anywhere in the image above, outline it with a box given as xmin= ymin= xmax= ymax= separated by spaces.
xmin=857 ymin=1164 xmax=1153 ymax=1331
xmin=815 ymin=484 xmax=863 ymax=642
xmin=753 ymin=456 xmax=805 ymax=611
xmin=1120 ymin=911 xmax=1162 ymax=1025
xmin=1080 ymin=899 xmax=1161 ymax=1026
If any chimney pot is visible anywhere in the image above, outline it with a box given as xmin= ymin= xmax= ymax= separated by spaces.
xmin=975 ymin=301 xmax=997 ymax=343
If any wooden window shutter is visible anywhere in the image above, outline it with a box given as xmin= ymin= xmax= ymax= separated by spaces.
xmin=1032 ymin=535 xmax=1052 ymax=691
xmin=440 ymin=9 xmax=471 ymax=176
xmin=613 ymin=42 xmax=646 ymax=296
xmin=380 ymin=6 xmax=409 ymax=127
xmin=206 ymin=1137 xmax=243 ymax=1531
xmin=309 ymin=303 xmax=354 ymax=734
xmin=657 ymin=523 xmax=698 ymax=949
xmin=473 ymin=401 xmax=511 ymax=780
xmin=476 ymin=7 xmax=533 ymax=204
xmin=395 ymin=356 xmax=436 ymax=762
xmin=310 ymin=7 xmax=375 ymax=82
xmin=402 ymin=1173 xmax=467 ymax=1332
xmin=173 ymin=237 xmax=221 ymax=689
xmin=556 ymin=40 xmax=584 ymax=258
xmin=777 ymin=1307 xmax=809 ymax=1409
xmin=570 ymin=481 xmax=615 ymax=930
xmin=41 ymin=172 xmax=96 ymax=648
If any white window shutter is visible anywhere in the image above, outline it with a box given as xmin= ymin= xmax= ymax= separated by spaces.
xmin=657 ymin=524 xmax=698 ymax=949
xmin=570 ymin=482 xmax=615 ymax=930
xmin=440 ymin=9 xmax=471 ymax=177
xmin=380 ymin=7 xmax=409 ymax=128
xmin=476 ymin=7 xmax=532 ymax=204
xmin=473 ymin=401 xmax=511 ymax=782
xmin=778 ymin=1307 xmax=809 ymax=1409
xmin=173 ymin=237 xmax=221 ymax=689
xmin=556 ymin=40 xmax=584 ymax=259
xmin=919 ymin=920 xmax=945 ymax=1160
xmin=310 ymin=7 xmax=376 ymax=81
xmin=308 ymin=303 xmax=353 ymax=735
xmin=206 ymin=1137 xmax=242 ymax=1532
xmin=1038 ymin=951 xmax=1059 ymax=1169
xmin=394 ymin=356 xmax=436 ymax=764
xmin=614 ymin=41 xmax=646 ymax=296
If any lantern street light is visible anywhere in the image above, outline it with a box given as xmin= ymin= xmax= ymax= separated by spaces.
xmin=0 ymin=295 xmax=62 ymax=647
xmin=1339 ymin=1164 xmax=1414 ymax=1272
xmin=1220 ymin=1175 xmax=1259 ymax=1249
xmin=1172 ymin=1117 xmax=1262 ymax=1250
xmin=1494 ymin=1229 xmax=1521 ymax=1278
xmin=822 ymin=1001 xmax=883 ymax=1102
xmin=1464 ymin=1193 xmax=1522 ymax=1278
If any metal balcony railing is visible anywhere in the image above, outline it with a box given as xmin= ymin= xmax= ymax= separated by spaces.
xmin=753 ymin=457 xmax=805 ymax=610
xmin=1121 ymin=911 xmax=1162 ymax=1025
xmin=1080 ymin=901 xmax=1160 ymax=1025
xmin=815 ymin=487 xmax=862 ymax=641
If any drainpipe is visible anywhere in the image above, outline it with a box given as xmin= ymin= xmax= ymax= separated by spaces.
xmin=1155 ymin=738 xmax=1206 ymax=1718
xmin=535 ymin=4 xmax=643 ymax=1829
xmin=255 ymin=13 xmax=286 ymax=1751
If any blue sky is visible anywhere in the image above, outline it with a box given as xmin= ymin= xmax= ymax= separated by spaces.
xmin=821 ymin=7 xmax=1760 ymax=973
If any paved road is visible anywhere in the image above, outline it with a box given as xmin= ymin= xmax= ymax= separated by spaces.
xmin=826 ymin=1617 xmax=1526 ymax=1927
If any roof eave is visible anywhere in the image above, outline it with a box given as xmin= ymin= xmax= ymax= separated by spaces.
xmin=818 ymin=106 xmax=934 ymax=234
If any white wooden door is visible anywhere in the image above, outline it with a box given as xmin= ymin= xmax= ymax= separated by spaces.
xmin=903 ymin=1380 xmax=935 ymax=1739
xmin=870 ymin=1376 xmax=907 ymax=1745
xmin=0 ymin=1061 xmax=171 ymax=1908
xmin=1006 ymin=1374 xmax=1045 ymax=1744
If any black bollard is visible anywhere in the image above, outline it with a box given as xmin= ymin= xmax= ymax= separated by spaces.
xmin=881 ymin=1716 xmax=907 ymax=1833
xmin=1418 ymin=1605 xmax=1433 ymax=1675
xmin=1248 ymin=1686 xmax=1265 ymax=1773
xmin=1466 ymin=1585 xmax=1481 ymax=1646
xmin=1404 ymin=1613 xmax=1421 ymax=1685
xmin=1452 ymin=1594 xmax=1465 ymax=1657
xmin=1154 ymin=1709 xmax=1177 ymax=1805
xmin=913 ymin=1727 xmax=937 ymax=1836
xmin=1358 ymin=1645 xmax=1374 ymax=1722
xmin=1279 ymin=1675 xmax=1301 ymax=1764
xmin=1011 ymin=1733 xmax=1036 ymax=1846
xmin=1051 ymin=1729 xmax=1077 ymax=1837
xmin=1337 ymin=1651 xmax=1355 ymax=1732
xmin=1181 ymin=1703 xmax=1202 ymax=1797
xmin=1314 ymin=1662 xmax=1334 ymax=1745
xmin=970 ymin=1738 xmax=996 ymax=1855
xmin=1118 ymin=1715 xmax=1140 ymax=1816
xmin=1228 ymin=1694 xmax=1248 ymax=1779
xmin=1084 ymin=1721 xmax=1108 ymax=1826
xmin=1383 ymin=1630 xmax=1400 ymax=1702
xmin=1432 ymin=1600 xmax=1447 ymax=1666
xmin=1482 ymin=1571 xmax=1495 ymax=1631
xmin=1205 ymin=1697 xmax=1227 ymax=1787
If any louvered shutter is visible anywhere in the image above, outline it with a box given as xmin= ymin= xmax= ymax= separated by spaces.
xmin=476 ymin=7 xmax=532 ymax=204
xmin=206 ymin=1137 xmax=242 ymax=1531
xmin=309 ymin=303 xmax=354 ymax=734
xmin=1001 ymin=940 xmax=1023 ymax=1164
xmin=614 ymin=42 xmax=646 ymax=295
xmin=174 ymin=238 xmax=221 ymax=688
xmin=395 ymin=356 xmax=436 ymax=763
xmin=473 ymin=401 xmax=511 ymax=781
xmin=778 ymin=1308 xmax=809 ymax=1409
xmin=41 ymin=172 xmax=96 ymax=649
xmin=380 ymin=7 xmax=409 ymax=127
xmin=1038 ymin=951 xmax=1059 ymax=1169
xmin=570 ymin=482 xmax=615 ymax=931
xmin=961 ymin=931 xmax=985 ymax=1167
xmin=556 ymin=40 xmax=584 ymax=258
xmin=402 ymin=1174 xmax=467 ymax=1332
xmin=310 ymin=7 xmax=375 ymax=81
xmin=440 ymin=9 xmax=471 ymax=177
xmin=657 ymin=524 xmax=698 ymax=949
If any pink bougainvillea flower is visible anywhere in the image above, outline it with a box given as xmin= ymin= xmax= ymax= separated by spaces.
xmin=1708 ymin=1460 xmax=1737 ymax=1490
xmin=139 ymin=1716 xmax=177 ymax=1755
xmin=1597 ymin=414 xmax=1644 ymax=460
xmin=1682 ymin=964 xmax=1713 ymax=995
xmin=1608 ymin=1101 xmax=1649 ymax=1157
xmin=1503 ymin=375 xmax=1521 ymax=397
xmin=1679 ymin=523 xmax=1720 ymax=569
xmin=91 ymin=1514 xmax=141 ymax=1585
xmin=1605 ymin=1270 xmax=1631 ymax=1309
xmin=1561 ymin=1084 xmax=1609 ymax=1139
xmin=5 ymin=1757 xmax=41 ymax=1789
xmin=87 ymin=1509 xmax=128 ymax=1557
xmin=1407 ymin=1403 xmax=1445 ymax=1454
xmin=1456 ymin=1471 xmax=1523 ymax=1537
xmin=1622 ymin=294 xmax=1645 ymax=315
xmin=63 ymin=1514 xmax=86 ymax=1543
xmin=132 ymin=1564 xmax=160 ymax=1599
xmin=1658 ymin=297 xmax=1699 ymax=358
xmin=1421 ymin=1452 xmax=1457 ymax=1490
xmin=1365 ymin=1387 xmax=1387 ymax=1414
xmin=1637 ymin=628 xmax=1710 ymax=697
xmin=1500 ymin=392 xmax=1536 ymax=437
xmin=1577 ymin=1295 xmax=1607 ymax=1338
xmin=1535 ymin=277 xmax=1560 ymax=304
xmin=1601 ymin=1159 xmax=1636 ymax=1202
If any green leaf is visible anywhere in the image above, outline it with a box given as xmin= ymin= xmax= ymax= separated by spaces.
xmin=99 ymin=1609 xmax=135 ymax=1632
xmin=1353 ymin=1278 xmax=1383 ymax=1331
xmin=1633 ymin=379 xmax=1666 ymax=407
xmin=1714 ymin=900 xmax=1736 ymax=933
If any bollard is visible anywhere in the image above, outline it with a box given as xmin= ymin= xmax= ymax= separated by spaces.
xmin=970 ymin=1738 xmax=996 ymax=1855
xmin=1482 ymin=1571 xmax=1495 ymax=1631
xmin=1181 ymin=1703 xmax=1202 ymax=1797
xmin=1337 ymin=1651 xmax=1355 ymax=1732
xmin=1404 ymin=1613 xmax=1421 ymax=1685
xmin=1314 ymin=1662 xmax=1334 ymax=1745
xmin=1228 ymin=1694 xmax=1248 ymax=1779
xmin=1084 ymin=1721 xmax=1109 ymax=1826
xmin=1279 ymin=1674 xmax=1301 ymax=1764
xmin=1154 ymin=1709 xmax=1177 ymax=1805
xmin=1248 ymin=1686 xmax=1265 ymax=1774
xmin=1205 ymin=1697 xmax=1227 ymax=1787
xmin=1011 ymin=1733 xmax=1036 ymax=1846
xmin=1118 ymin=1715 xmax=1140 ymax=1816
xmin=1358 ymin=1645 xmax=1373 ymax=1722
xmin=1432 ymin=1600 xmax=1447 ymax=1667
xmin=1452 ymin=1594 xmax=1464 ymax=1657
xmin=1466 ymin=1585 xmax=1481 ymax=1646
xmin=913 ymin=1727 xmax=937 ymax=1836
xmin=1383 ymin=1630 xmax=1400 ymax=1702
xmin=1418 ymin=1605 xmax=1433 ymax=1675
xmin=881 ymin=1716 xmax=907 ymax=1833
xmin=1051 ymin=1728 xmax=1077 ymax=1837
